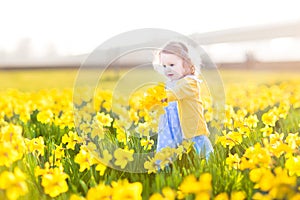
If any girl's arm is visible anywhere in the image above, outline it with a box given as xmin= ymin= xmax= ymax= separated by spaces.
xmin=165 ymin=77 xmax=197 ymax=102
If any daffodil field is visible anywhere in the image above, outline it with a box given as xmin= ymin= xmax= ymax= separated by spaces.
xmin=0 ymin=69 xmax=300 ymax=200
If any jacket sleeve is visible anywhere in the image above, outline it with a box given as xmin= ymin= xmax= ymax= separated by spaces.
xmin=166 ymin=77 xmax=197 ymax=102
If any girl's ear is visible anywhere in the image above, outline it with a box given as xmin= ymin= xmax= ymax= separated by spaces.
xmin=183 ymin=59 xmax=193 ymax=75
xmin=190 ymin=65 xmax=195 ymax=74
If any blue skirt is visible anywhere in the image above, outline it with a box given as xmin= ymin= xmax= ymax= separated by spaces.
xmin=157 ymin=101 xmax=213 ymax=159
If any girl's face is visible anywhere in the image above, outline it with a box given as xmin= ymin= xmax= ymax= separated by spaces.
xmin=160 ymin=53 xmax=186 ymax=81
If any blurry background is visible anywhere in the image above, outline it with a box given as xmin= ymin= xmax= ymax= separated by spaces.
xmin=1 ymin=0 xmax=300 ymax=90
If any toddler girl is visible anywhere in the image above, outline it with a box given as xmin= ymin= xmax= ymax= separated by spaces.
xmin=154 ymin=41 xmax=213 ymax=158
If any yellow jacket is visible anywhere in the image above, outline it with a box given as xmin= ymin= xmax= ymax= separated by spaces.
xmin=166 ymin=75 xmax=210 ymax=139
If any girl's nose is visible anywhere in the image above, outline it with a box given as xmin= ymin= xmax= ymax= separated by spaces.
xmin=165 ymin=66 xmax=173 ymax=71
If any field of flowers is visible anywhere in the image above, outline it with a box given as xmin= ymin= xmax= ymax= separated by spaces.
xmin=0 ymin=69 xmax=300 ymax=200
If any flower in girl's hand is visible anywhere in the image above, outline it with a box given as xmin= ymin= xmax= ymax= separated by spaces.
xmin=142 ymin=83 xmax=167 ymax=110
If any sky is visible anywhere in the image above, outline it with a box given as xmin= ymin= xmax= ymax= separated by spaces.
xmin=1 ymin=0 xmax=300 ymax=58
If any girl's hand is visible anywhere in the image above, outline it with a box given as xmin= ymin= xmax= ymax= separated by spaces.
xmin=161 ymin=98 xmax=167 ymax=103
